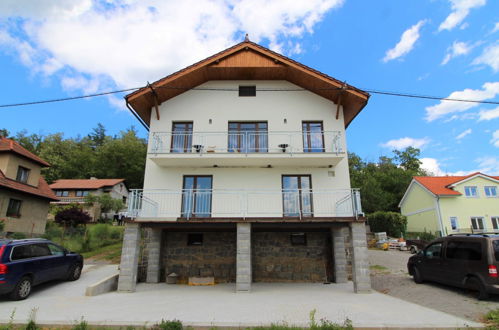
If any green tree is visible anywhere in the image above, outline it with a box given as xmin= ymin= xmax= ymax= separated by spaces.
xmin=88 ymin=123 xmax=107 ymax=148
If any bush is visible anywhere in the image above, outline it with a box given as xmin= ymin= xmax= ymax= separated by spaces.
xmin=367 ymin=211 xmax=407 ymax=238
xmin=42 ymin=221 xmax=63 ymax=240
xmin=154 ymin=319 xmax=183 ymax=330
xmin=405 ymin=231 xmax=437 ymax=241
xmin=55 ymin=207 xmax=91 ymax=229
xmin=92 ymin=224 xmax=110 ymax=242
xmin=9 ymin=232 xmax=27 ymax=239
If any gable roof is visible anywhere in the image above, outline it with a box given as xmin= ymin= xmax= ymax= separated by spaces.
xmin=414 ymin=172 xmax=499 ymax=196
xmin=0 ymin=137 xmax=50 ymax=167
xmin=50 ymin=178 xmax=125 ymax=190
xmin=0 ymin=169 xmax=58 ymax=201
xmin=126 ymin=41 xmax=369 ymax=129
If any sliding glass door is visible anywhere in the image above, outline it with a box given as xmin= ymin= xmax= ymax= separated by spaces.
xmin=228 ymin=122 xmax=268 ymax=153
xmin=171 ymin=122 xmax=193 ymax=153
xmin=302 ymin=121 xmax=324 ymax=152
xmin=182 ymin=176 xmax=212 ymax=218
xmin=282 ymin=175 xmax=313 ymax=217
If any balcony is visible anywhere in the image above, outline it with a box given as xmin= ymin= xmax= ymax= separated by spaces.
xmin=148 ymin=131 xmax=345 ymax=167
xmin=127 ymin=188 xmax=362 ymax=221
xmin=52 ymin=197 xmax=86 ymax=204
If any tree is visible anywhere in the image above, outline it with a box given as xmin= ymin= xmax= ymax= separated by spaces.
xmin=0 ymin=128 xmax=10 ymax=138
xmin=85 ymin=194 xmax=125 ymax=218
xmin=88 ymin=123 xmax=107 ymax=148
xmin=55 ymin=207 xmax=91 ymax=235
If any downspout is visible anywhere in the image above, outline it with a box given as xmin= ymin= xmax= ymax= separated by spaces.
xmin=435 ymin=196 xmax=445 ymax=237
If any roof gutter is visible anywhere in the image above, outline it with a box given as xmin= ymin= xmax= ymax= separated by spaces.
xmin=125 ymin=98 xmax=149 ymax=131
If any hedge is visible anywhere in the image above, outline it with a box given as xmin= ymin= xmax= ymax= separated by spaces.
xmin=367 ymin=211 xmax=407 ymax=238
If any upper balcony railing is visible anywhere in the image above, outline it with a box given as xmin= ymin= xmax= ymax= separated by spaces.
xmin=149 ymin=131 xmax=344 ymax=155
xmin=127 ymin=188 xmax=362 ymax=220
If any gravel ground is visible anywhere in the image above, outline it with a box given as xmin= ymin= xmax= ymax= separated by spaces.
xmin=369 ymin=249 xmax=499 ymax=322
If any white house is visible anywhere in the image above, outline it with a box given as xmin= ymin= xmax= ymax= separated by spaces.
xmin=118 ymin=40 xmax=371 ymax=293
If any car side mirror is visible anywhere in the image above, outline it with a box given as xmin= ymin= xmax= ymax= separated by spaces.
xmin=417 ymin=250 xmax=424 ymax=257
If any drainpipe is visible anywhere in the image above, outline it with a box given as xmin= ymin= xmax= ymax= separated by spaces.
xmin=435 ymin=196 xmax=445 ymax=237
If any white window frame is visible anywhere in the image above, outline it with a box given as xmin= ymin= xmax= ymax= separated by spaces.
xmin=464 ymin=186 xmax=478 ymax=198
xmin=471 ymin=216 xmax=485 ymax=231
xmin=492 ymin=216 xmax=499 ymax=231
xmin=484 ymin=186 xmax=498 ymax=198
xmin=449 ymin=216 xmax=458 ymax=231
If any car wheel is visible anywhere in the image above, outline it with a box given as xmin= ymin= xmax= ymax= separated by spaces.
xmin=413 ymin=266 xmax=424 ymax=284
xmin=10 ymin=276 xmax=32 ymax=300
xmin=67 ymin=263 xmax=82 ymax=281
xmin=410 ymin=246 xmax=417 ymax=254
xmin=466 ymin=277 xmax=489 ymax=300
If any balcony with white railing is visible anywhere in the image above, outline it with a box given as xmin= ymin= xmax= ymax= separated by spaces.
xmin=127 ymin=188 xmax=362 ymax=221
xmin=148 ymin=131 xmax=345 ymax=167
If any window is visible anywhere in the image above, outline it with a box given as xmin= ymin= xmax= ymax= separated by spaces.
xmin=187 ymin=233 xmax=203 ymax=246
xmin=302 ymin=122 xmax=324 ymax=152
xmin=424 ymin=242 xmax=442 ymax=258
xmin=6 ymin=199 xmax=22 ymax=217
xmin=282 ymin=175 xmax=313 ymax=217
xmin=10 ymin=245 xmax=31 ymax=260
xmin=493 ymin=241 xmax=499 ymax=261
xmin=290 ymin=233 xmax=307 ymax=245
xmin=228 ymin=122 xmax=268 ymax=153
xmin=492 ymin=217 xmax=499 ymax=230
xmin=182 ymin=176 xmax=212 ymax=218
xmin=171 ymin=122 xmax=193 ymax=153
xmin=239 ymin=85 xmax=256 ymax=97
xmin=450 ymin=217 xmax=458 ymax=231
xmin=16 ymin=166 xmax=30 ymax=183
xmin=471 ymin=217 xmax=485 ymax=230
xmin=30 ymin=244 xmax=51 ymax=257
xmin=446 ymin=241 xmax=482 ymax=261
xmin=75 ymin=190 xmax=89 ymax=197
xmin=48 ymin=244 xmax=65 ymax=256
xmin=485 ymin=186 xmax=498 ymax=197
xmin=56 ymin=191 xmax=69 ymax=197
xmin=464 ymin=186 xmax=478 ymax=197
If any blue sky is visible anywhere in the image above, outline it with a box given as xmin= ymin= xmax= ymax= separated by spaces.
xmin=0 ymin=0 xmax=498 ymax=175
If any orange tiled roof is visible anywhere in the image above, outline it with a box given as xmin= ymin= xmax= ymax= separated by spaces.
xmin=0 ymin=137 xmax=50 ymax=167
xmin=414 ymin=172 xmax=499 ymax=196
xmin=50 ymin=178 xmax=125 ymax=190
xmin=0 ymin=169 xmax=58 ymax=201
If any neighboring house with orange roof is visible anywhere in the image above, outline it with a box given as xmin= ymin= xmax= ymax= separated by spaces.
xmin=399 ymin=172 xmax=499 ymax=236
xmin=0 ymin=136 xmax=58 ymax=235
xmin=49 ymin=178 xmax=128 ymax=221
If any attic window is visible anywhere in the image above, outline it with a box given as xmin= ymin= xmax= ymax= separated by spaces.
xmin=239 ymin=85 xmax=256 ymax=97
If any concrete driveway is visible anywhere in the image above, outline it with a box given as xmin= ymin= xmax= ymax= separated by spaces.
xmin=0 ymin=264 xmax=482 ymax=328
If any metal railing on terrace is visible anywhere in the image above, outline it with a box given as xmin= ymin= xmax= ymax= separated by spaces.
xmin=149 ymin=131 xmax=344 ymax=155
xmin=53 ymin=197 xmax=86 ymax=203
xmin=127 ymin=188 xmax=362 ymax=220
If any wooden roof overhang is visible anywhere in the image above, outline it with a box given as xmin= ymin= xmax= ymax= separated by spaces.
xmin=126 ymin=41 xmax=370 ymax=129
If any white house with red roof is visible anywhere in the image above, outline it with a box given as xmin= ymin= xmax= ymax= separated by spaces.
xmin=0 ymin=136 xmax=58 ymax=235
xmin=49 ymin=178 xmax=128 ymax=221
xmin=399 ymin=172 xmax=499 ymax=236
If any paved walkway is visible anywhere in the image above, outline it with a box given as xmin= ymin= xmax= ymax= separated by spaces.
xmin=0 ymin=265 xmax=482 ymax=328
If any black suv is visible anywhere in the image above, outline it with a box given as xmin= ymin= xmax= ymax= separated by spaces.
xmin=0 ymin=238 xmax=84 ymax=300
xmin=408 ymin=234 xmax=499 ymax=299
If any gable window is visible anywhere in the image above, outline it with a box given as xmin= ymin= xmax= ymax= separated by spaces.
xmin=302 ymin=122 xmax=324 ymax=153
xmin=485 ymin=186 xmax=497 ymax=197
xmin=55 ymin=191 xmax=69 ymax=197
xmin=6 ymin=199 xmax=22 ymax=217
xmin=450 ymin=217 xmax=458 ymax=231
xmin=75 ymin=190 xmax=89 ymax=197
xmin=492 ymin=217 xmax=499 ymax=230
xmin=16 ymin=166 xmax=30 ymax=184
xmin=464 ymin=186 xmax=478 ymax=197
xmin=471 ymin=217 xmax=485 ymax=231
xmin=171 ymin=122 xmax=193 ymax=153
xmin=228 ymin=122 xmax=268 ymax=153
xmin=239 ymin=85 xmax=256 ymax=97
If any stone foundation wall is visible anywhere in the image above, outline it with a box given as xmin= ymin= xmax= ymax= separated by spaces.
xmin=252 ymin=231 xmax=333 ymax=282
xmin=162 ymin=231 xmax=236 ymax=283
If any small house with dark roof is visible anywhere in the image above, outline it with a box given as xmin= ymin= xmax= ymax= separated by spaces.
xmin=399 ymin=172 xmax=499 ymax=236
xmin=0 ymin=136 xmax=58 ymax=235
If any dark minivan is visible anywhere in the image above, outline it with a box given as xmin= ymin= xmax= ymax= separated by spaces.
xmin=0 ymin=238 xmax=83 ymax=300
xmin=408 ymin=234 xmax=499 ymax=299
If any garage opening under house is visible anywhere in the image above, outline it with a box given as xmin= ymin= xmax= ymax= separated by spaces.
xmin=118 ymin=40 xmax=372 ymax=293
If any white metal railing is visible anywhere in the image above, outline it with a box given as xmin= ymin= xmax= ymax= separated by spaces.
xmin=127 ymin=188 xmax=362 ymax=219
xmin=53 ymin=197 xmax=86 ymax=203
xmin=149 ymin=131 xmax=344 ymax=155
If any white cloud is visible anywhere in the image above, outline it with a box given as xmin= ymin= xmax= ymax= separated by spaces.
xmin=491 ymin=130 xmax=499 ymax=147
xmin=425 ymin=82 xmax=499 ymax=121
xmin=438 ymin=0 xmax=486 ymax=32
xmin=0 ymin=0 xmax=343 ymax=107
xmin=473 ymin=43 xmax=499 ymax=72
xmin=493 ymin=22 xmax=499 ymax=33
xmin=383 ymin=20 xmax=426 ymax=62
xmin=381 ymin=137 xmax=430 ymax=150
xmin=441 ymin=41 xmax=473 ymax=65
xmin=456 ymin=128 xmax=472 ymax=140
xmin=478 ymin=106 xmax=499 ymax=121
xmin=421 ymin=156 xmax=499 ymax=176
xmin=420 ymin=157 xmax=446 ymax=176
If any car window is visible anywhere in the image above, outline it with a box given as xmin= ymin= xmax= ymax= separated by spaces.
xmin=48 ymin=244 xmax=65 ymax=256
xmin=425 ymin=242 xmax=442 ymax=258
xmin=493 ymin=240 xmax=499 ymax=261
xmin=446 ymin=241 xmax=482 ymax=261
xmin=11 ymin=245 xmax=31 ymax=260
xmin=30 ymin=244 xmax=52 ymax=258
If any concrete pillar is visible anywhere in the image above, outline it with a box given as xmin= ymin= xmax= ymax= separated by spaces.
xmin=146 ymin=228 xmax=162 ymax=283
xmin=236 ymin=223 xmax=251 ymax=292
xmin=331 ymin=226 xmax=348 ymax=283
xmin=350 ymin=222 xmax=371 ymax=293
xmin=118 ymin=222 xmax=141 ymax=292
